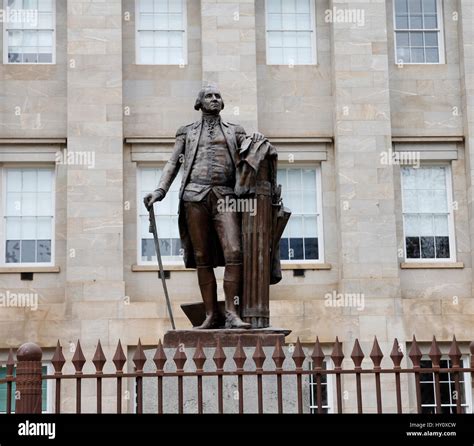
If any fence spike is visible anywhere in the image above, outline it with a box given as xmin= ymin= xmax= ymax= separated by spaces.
xmin=252 ymin=337 xmax=266 ymax=370
xmin=213 ymin=338 xmax=226 ymax=370
xmin=311 ymin=337 xmax=324 ymax=369
xmin=429 ymin=336 xmax=442 ymax=367
xmin=370 ymin=336 xmax=383 ymax=368
xmin=272 ymin=337 xmax=285 ymax=369
xmin=331 ymin=336 xmax=344 ymax=369
xmin=233 ymin=338 xmax=246 ymax=370
xmin=351 ymin=339 xmax=364 ymax=368
xmin=292 ymin=338 xmax=306 ymax=369
xmin=6 ymin=348 xmax=15 ymax=376
xmin=112 ymin=340 xmax=126 ymax=372
xmin=153 ymin=339 xmax=167 ymax=371
xmin=193 ymin=339 xmax=206 ymax=371
xmin=92 ymin=340 xmax=106 ymax=373
xmin=390 ymin=338 xmax=404 ymax=367
xmin=72 ymin=340 xmax=86 ymax=373
xmin=408 ymin=335 xmax=422 ymax=367
xmin=173 ymin=341 xmax=187 ymax=371
xmin=51 ymin=340 xmax=65 ymax=374
xmin=448 ymin=335 xmax=462 ymax=367
xmin=133 ymin=339 xmax=147 ymax=372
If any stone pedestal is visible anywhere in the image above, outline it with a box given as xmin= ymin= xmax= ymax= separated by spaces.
xmin=163 ymin=328 xmax=291 ymax=348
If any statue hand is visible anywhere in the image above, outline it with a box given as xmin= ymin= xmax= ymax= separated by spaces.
xmin=144 ymin=189 xmax=166 ymax=210
xmin=251 ymin=132 xmax=265 ymax=143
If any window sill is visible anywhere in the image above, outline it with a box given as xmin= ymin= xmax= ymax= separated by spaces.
xmin=400 ymin=262 xmax=464 ymax=269
xmin=281 ymin=263 xmax=331 ymax=270
xmin=0 ymin=266 xmax=60 ymax=274
xmin=132 ymin=264 xmax=194 ymax=272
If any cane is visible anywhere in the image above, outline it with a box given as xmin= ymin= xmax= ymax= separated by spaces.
xmin=148 ymin=205 xmax=176 ymax=330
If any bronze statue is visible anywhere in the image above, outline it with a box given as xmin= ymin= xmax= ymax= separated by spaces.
xmin=144 ymin=86 xmax=289 ymax=330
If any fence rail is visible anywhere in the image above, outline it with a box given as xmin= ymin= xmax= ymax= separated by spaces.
xmin=1 ymin=336 xmax=473 ymax=414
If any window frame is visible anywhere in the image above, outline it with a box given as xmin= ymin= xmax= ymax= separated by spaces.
xmin=419 ymin=356 xmax=473 ymax=414
xmin=2 ymin=0 xmax=57 ymax=65
xmin=308 ymin=358 xmax=334 ymax=414
xmin=392 ymin=0 xmax=445 ymax=65
xmin=135 ymin=0 xmax=188 ymax=66
xmin=264 ymin=0 xmax=318 ymax=66
xmin=0 ymin=164 xmax=56 ymax=267
xmin=400 ymin=162 xmax=456 ymax=263
xmin=278 ymin=163 xmax=324 ymax=264
xmin=136 ymin=164 xmax=183 ymax=267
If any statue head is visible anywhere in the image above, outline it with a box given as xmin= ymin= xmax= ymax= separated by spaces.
xmin=194 ymin=86 xmax=225 ymax=115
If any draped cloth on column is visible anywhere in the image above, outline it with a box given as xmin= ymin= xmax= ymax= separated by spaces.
xmin=235 ymin=138 xmax=291 ymax=328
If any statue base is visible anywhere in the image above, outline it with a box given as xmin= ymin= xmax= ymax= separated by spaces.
xmin=163 ymin=328 xmax=291 ymax=348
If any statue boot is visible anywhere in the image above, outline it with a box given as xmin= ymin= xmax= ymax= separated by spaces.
xmin=224 ymin=264 xmax=251 ymax=329
xmin=196 ymin=267 xmax=222 ymax=329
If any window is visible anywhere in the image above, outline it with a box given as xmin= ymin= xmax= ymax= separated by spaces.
xmin=420 ymin=358 xmax=472 ymax=414
xmin=3 ymin=0 xmax=55 ymax=64
xmin=138 ymin=167 xmax=182 ymax=264
xmin=393 ymin=0 xmax=444 ymax=64
xmin=265 ymin=0 xmax=316 ymax=65
xmin=308 ymin=359 xmax=332 ymax=413
xmin=401 ymin=165 xmax=455 ymax=261
xmin=277 ymin=166 xmax=323 ymax=262
xmin=2 ymin=167 xmax=55 ymax=265
xmin=0 ymin=365 xmax=49 ymax=413
xmin=136 ymin=0 xmax=187 ymax=65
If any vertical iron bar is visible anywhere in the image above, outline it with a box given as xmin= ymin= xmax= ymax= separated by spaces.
xmin=355 ymin=372 xmax=363 ymax=414
xmin=55 ymin=378 xmax=61 ymax=414
xmin=316 ymin=372 xmax=323 ymax=414
xmin=296 ymin=372 xmax=303 ymax=414
xmin=335 ymin=373 xmax=342 ymax=414
xmin=76 ymin=378 xmax=81 ymax=414
xmin=414 ymin=371 xmax=422 ymax=414
xmin=116 ymin=376 xmax=122 ymax=414
xmin=238 ymin=373 xmax=244 ymax=414
xmin=454 ymin=371 xmax=462 ymax=414
xmin=434 ymin=370 xmax=442 ymax=414
xmin=276 ymin=372 xmax=283 ymax=414
xmin=158 ymin=375 xmax=163 ymax=414
xmin=197 ymin=374 xmax=203 ymax=414
xmin=218 ymin=374 xmax=223 ymax=414
xmin=178 ymin=375 xmax=184 ymax=414
xmin=257 ymin=373 xmax=263 ymax=414
xmin=374 ymin=371 xmax=382 ymax=413
xmin=97 ymin=376 xmax=102 ymax=414
xmin=395 ymin=371 xmax=402 ymax=414
xmin=136 ymin=375 xmax=143 ymax=414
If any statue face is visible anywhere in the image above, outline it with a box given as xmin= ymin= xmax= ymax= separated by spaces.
xmin=200 ymin=88 xmax=223 ymax=114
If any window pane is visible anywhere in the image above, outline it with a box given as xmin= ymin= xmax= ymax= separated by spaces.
xmin=423 ymin=14 xmax=438 ymax=28
xmin=268 ymin=47 xmax=283 ymax=64
xmin=410 ymin=32 xmax=423 ymax=46
xmin=267 ymin=13 xmax=282 ymax=29
xmin=7 ymin=170 xmax=22 ymax=191
xmin=397 ymin=47 xmax=411 ymax=63
xmin=425 ymin=47 xmax=439 ymax=63
xmin=268 ymin=31 xmax=283 ymax=47
xmin=406 ymin=237 xmax=420 ymax=258
xmin=140 ymin=31 xmax=154 ymax=47
xmin=168 ymin=0 xmax=182 ymax=13
xmin=424 ymin=31 xmax=438 ymax=46
xmin=37 ymin=240 xmax=51 ymax=262
xmin=296 ymin=0 xmax=310 ymax=13
xmin=296 ymin=14 xmax=311 ymax=30
xmin=421 ymin=236 xmax=435 ymax=258
xmin=267 ymin=0 xmax=282 ymax=13
xmin=6 ymin=240 xmax=20 ymax=263
xmin=409 ymin=0 xmax=422 ymax=13
xmin=419 ymin=215 xmax=433 ymax=236
xmin=411 ymin=47 xmax=424 ymax=63
xmin=409 ymin=15 xmax=423 ymax=28
xmin=141 ymin=0 xmax=154 ymax=13
xmin=21 ymin=240 xmax=36 ymax=262
xmin=404 ymin=215 xmax=419 ymax=236
xmin=422 ymin=0 xmax=437 ymax=13
xmin=282 ymin=0 xmax=296 ymax=13
xmin=6 ymin=218 xmax=21 ymax=240
xmin=140 ymin=13 xmax=154 ymax=29
xmin=396 ymin=15 xmax=409 ymax=28
xmin=396 ymin=32 xmax=409 ymax=46
xmin=282 ymin=13 xmax=296 ymax=30
xmin=395 ymin=0 xmax=408 ymax=14
xmin=435 ymin=237 xmax=450 ymax=258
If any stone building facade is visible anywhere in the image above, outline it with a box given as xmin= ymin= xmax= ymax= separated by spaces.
xmin=0 ymin=0 xmax=473 ymax=413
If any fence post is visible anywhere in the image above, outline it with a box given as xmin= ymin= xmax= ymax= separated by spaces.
xmin=16 ymin=342 xmax=43 ymax=414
